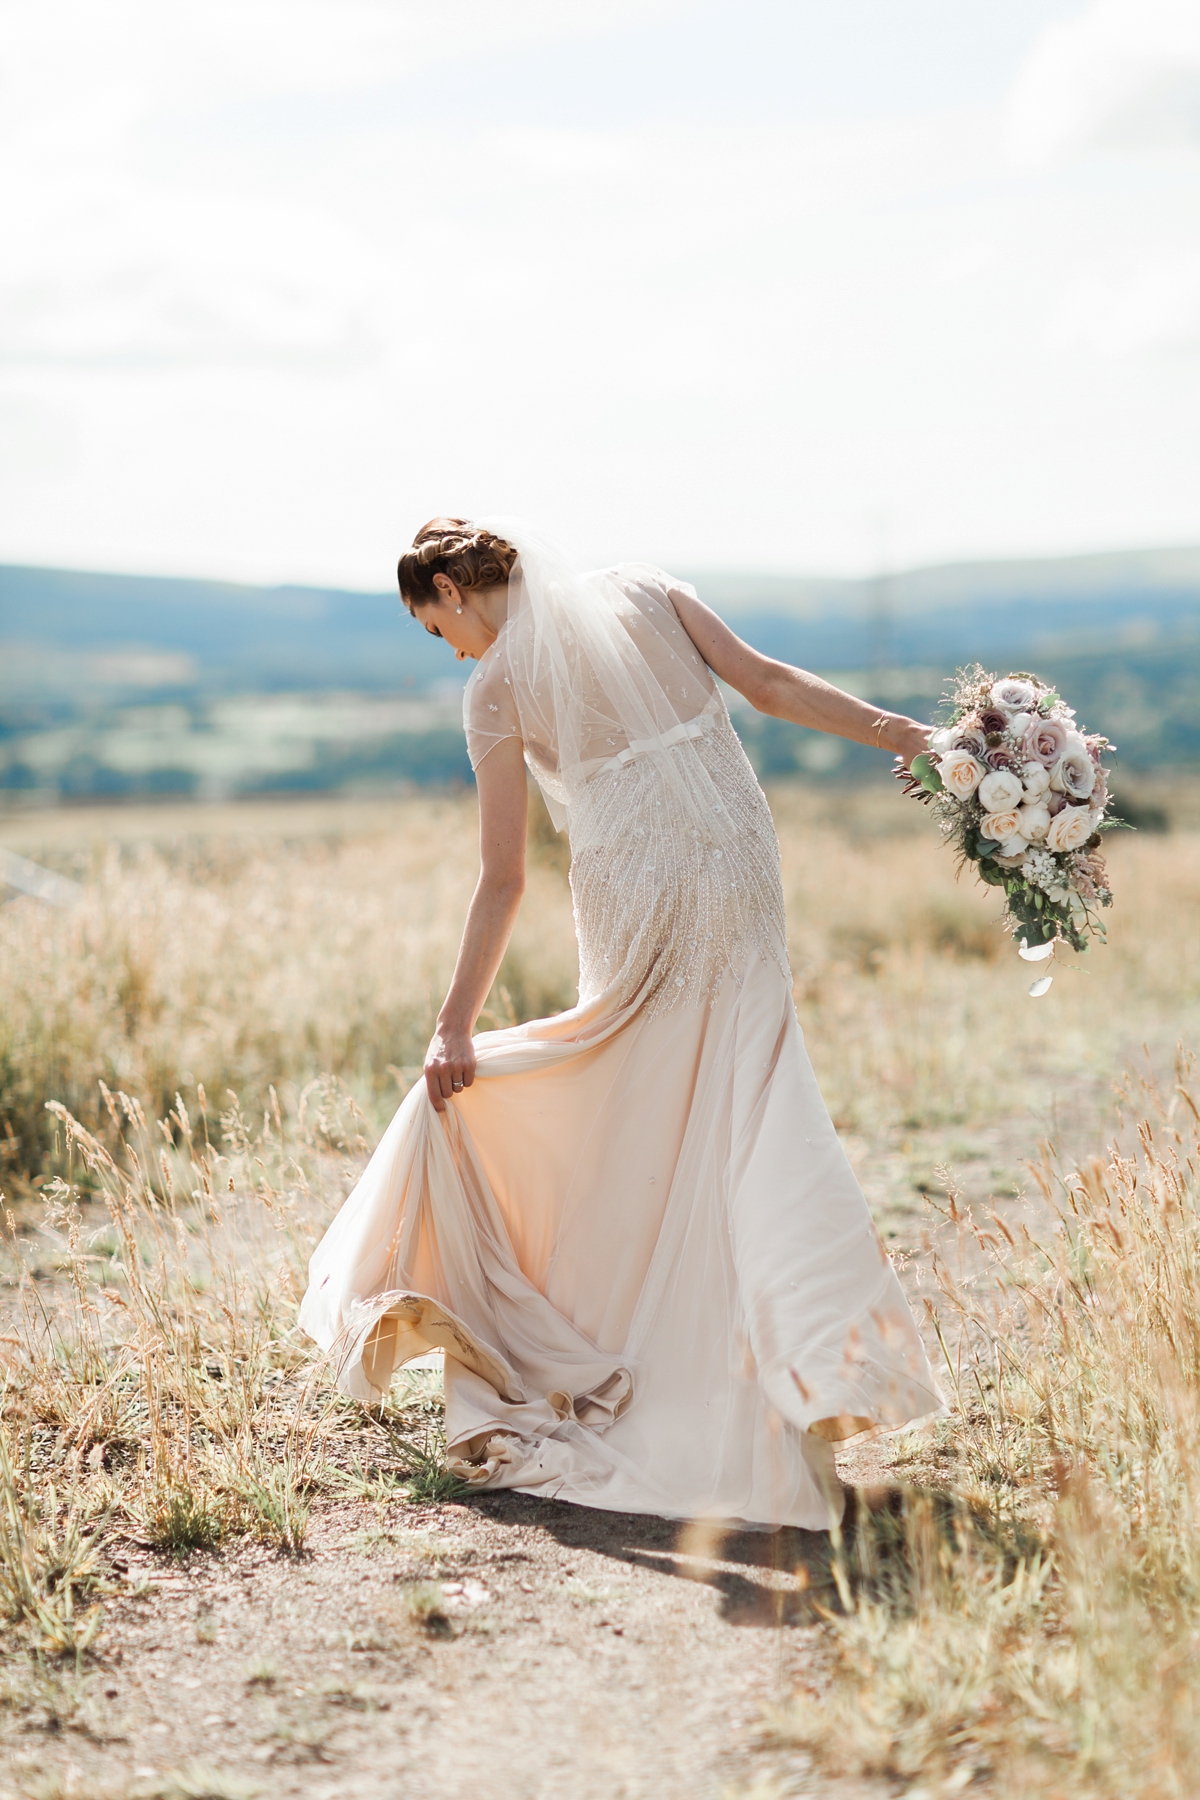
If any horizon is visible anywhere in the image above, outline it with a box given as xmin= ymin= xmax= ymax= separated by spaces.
xmin=6 ymin=532 xmax=1200 ymax=602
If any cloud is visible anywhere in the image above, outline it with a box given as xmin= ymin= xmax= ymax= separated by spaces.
xmin=0 ymin=0 xmax=682 ymax=370
xmin=1055 ymin=253 xmax=1200 ymax=354
xmin=3 ymin=3 xmax=1200 ymax=583
xmin=0 ymin=1 xmax=684 ymax=117
xmin=1007 ymin=0 xmax=1200 ymax=164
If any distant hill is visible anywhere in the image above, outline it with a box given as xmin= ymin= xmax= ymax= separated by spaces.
xmin=2 ymin=546 xmax=1198 ymax=796
xmin=0 ymin=564 xmax=451 ymax=714
xmin=697 ymin=544 xmax=1200 ymax=668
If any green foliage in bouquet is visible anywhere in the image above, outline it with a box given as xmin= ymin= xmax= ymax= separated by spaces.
xmin=901 ymin=666 xmax=1122 ymax=971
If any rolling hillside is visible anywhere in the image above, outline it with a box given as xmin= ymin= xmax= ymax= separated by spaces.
xmin=2 ymin=546 xmax=1198 ymax=797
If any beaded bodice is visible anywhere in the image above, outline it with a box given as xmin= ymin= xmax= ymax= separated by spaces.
xmin=464 ymin=564 xmax=789 ymax=1015
xmin=568 ymin=698 xmax=788 ymax=1015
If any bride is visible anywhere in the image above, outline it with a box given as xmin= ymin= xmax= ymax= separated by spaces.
xmin=300 ymin=518 xmax=942 ymax=1529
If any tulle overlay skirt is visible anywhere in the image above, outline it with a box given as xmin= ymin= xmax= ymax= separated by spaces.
xmin=298 ymin=937 xmax=943 ymax=1530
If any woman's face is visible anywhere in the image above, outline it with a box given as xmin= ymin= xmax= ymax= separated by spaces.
xmin=411 ymin=578 xmax=497 ymax=662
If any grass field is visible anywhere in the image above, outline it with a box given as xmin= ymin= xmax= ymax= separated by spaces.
xmin=1 ymin=777 xmax=1200 ymax=1797
xmin=4 ymin=774 xmax=1197 ymax=1182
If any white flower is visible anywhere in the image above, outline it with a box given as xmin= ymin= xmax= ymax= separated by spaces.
xmin=1022 ymin=848 xmax=1058 ymax=891
xmin=999 ymin=834 xmax=1030 ymax=858
xmin=992 ymin=678 xmax=1037 ymax=712
xmin=1045 ymin=806 xmax=1094 ymax=853
xmin=929 ymin=727 xmax=955 ymax=754
xmin=1020 ymin=764 xmax=1051 ymax=801
xmin=1007 ymin=711 xmax=1034 ymax=741
xmin=1050 ymin=747 xmax=1097 ymax=801
xmin=978 ymin=768 xmax=1025 ymax=812
xmin=981 ymin=809 xmax=1022 ymax=843
xmin=1017 ymin=803 xmax=1051 ymax=842
xmin=939 ymin=749 xmax=986 ymax=798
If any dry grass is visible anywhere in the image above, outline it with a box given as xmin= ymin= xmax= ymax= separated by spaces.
xmin=0 ymin=1079 xmax=359 ymax=1655
xmin=769 ymin=1058 xmax=1200 ymax=1797
xmin=3 ymin=781 xmax=1197 ymax=1182
xmin=772 ymin=782 xmax=1200 ymax=1147
xmin=0 ymin=779 xmax=1199 ymax=1791
xmin=0 ymin=793 xmax=577 ymax=1178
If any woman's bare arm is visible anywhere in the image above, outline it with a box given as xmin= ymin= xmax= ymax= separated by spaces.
xmin=669 ymin=586 xmax=931 ymax=767
xmin=424 ymin=734 xmax=528 ymax=1112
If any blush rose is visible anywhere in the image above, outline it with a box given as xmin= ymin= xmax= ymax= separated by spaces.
xmin=1051 ymin=745 xmax=1097 ymax=801
xmin=992 ymin=678 xmax=1038 ymax=711
xmin=1024 ymin=718 xmax=1069 ymax=767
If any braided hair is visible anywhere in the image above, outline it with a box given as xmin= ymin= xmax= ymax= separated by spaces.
xmin=397 ymin=517 xmax=518 ymax=612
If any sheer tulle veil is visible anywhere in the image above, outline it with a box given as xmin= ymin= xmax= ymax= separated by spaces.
xmin=475 ymin=517 xmax=742 ymax=853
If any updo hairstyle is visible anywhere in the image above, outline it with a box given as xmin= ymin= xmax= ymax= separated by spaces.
xmin=397 ymin=517 xmax=518 ymax=612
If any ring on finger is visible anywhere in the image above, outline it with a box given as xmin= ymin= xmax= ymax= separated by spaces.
xmin=451 ymin=1079 xmax=464 ymax=1091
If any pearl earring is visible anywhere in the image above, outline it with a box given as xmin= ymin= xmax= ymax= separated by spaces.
xmin=456 ymin=605 xmax=463 ymax=615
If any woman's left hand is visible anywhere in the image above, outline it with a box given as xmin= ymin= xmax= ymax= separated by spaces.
xmin=888 ymin=719 xmax=933 ymax=770
xmin=424 ymin=1024 xmax=477 ymax=1113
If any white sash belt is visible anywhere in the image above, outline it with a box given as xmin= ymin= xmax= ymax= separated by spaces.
xmin=595 ymin=703 xmax=718 ymax=776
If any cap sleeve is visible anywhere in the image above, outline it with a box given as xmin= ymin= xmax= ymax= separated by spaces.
xmin=463 ymin=635 xmax=522 ymax=771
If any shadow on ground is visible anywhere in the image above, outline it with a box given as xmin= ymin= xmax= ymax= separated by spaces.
xmin=461 ymin=1481 xmax=945 ymax=1628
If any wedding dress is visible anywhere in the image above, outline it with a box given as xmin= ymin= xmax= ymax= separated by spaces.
xmin=299 ymin=523 xmax=942 ymax=1528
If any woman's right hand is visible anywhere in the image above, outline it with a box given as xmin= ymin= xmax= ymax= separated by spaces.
xmin=424 ymin=1023 xmax=477 ymax=1113
xmin=420 ymin=736 xmax=527 ymax=1115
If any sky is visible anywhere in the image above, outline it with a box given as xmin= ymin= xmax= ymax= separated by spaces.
xmin=3 ymin=0 xmax=1200 ymax=586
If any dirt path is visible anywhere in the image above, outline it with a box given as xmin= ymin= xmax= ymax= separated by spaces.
xmin=1 ymin=1485 xmax=902 ymax=1800
xmin=0 ymin=1110 xmax=1059 ymax=1800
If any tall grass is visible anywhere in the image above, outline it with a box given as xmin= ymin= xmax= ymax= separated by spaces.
xmin=772 ymin=784 xmax=1200 ymax=1143
xmin=0 ymin=795 xmax=578 ymax=1176
xmin=0 ymin=1060 xmax=465 ymax=1679
xmin=1 ymin=1082 xmax=344 ymax=1603
xmin=3 ymin=786 xmax=1197 ymax=1181
xmin=1 ymin=784 xmax=1199 ymax=1788
xmin=773 ymin=1056 xmax=1200 ymax=1796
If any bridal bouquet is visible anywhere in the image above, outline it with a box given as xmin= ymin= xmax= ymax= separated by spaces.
xmin=904 ymin=667 xmax=1119 ymax=992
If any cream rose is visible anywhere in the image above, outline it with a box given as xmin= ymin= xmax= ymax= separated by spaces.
xmin=1045 ymin=806 xmax=1094 ymax=853
xmin=939 ymin=749 xmax=985 ymax=798
xmin=981 ymin=809 xmax=1022 ymax=843
xmin=1017 ymin=803 xmax=1051 ymax=843
xmin=978 ymin=768 xmax=1025 ymax=813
